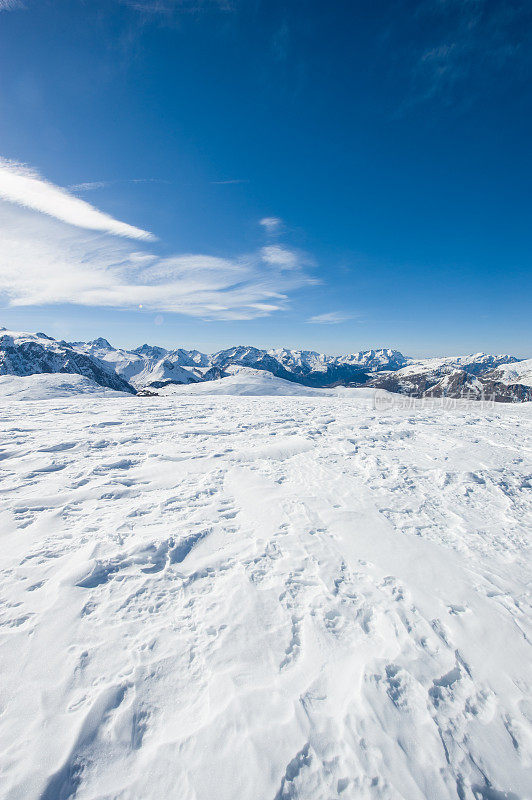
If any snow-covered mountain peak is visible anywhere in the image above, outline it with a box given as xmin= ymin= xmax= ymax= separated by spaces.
xmin=132 ymin=343 xmax=169 ymax=359
xmin=212 ymin=345 xmax=265 ymax=363
xmin=339 ymin=348 xmax=409 ymax=371
xmin=1 ymin=328 xmax=529 ymax=400
xmin=90 ymin=337 xmax=114 ymax=349
xmin=1 ymin=328 xmax=48 ymax=344
xmin=267 ymin=347 xmax=329 ymax=370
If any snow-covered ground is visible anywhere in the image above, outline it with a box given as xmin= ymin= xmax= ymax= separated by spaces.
xmin=0 ymin=382 xmax=531 ymax=800
xmin=0 ymin=374 xmax=132 ymax=400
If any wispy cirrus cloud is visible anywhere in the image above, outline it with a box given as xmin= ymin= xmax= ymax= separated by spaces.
xmin=68 ymin=178 xmax=171 ymax=192
xmin=0 ymin=159 xmax=154 ymax=240
xmin=396 ymin=0 xmax=532 ymax=108
xmin=68 ymin=181 xmax=111 ymax=192
xmin=0 ymin=0 xmax=24 ymax=10
xmin=120 ymin=0 xmax=236 ymax=15
xmin=0 ymin=159 xmax=314 ymax=320
xmin=211 ymin=178 xmax=249 ymax=185
xmin=307 ymin=311 xmax=353 ymax=325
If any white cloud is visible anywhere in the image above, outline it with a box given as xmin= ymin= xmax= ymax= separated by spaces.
xmin=0 ymin=159 xmax=153 ymax=240
xmin=0 ymin=156 xmax=316 ymax=320
xmin=259 ymin=216 xmax=282 ymax=232
xmin=0 ymin=200 xmax=313 ymax=320
xmin=307 ymin=311 xmax=352 ymax=325
xmin=0 ymin=0 xmax=24 ymax=9
xmin=261 ymin=245 xmax=301 ymax=269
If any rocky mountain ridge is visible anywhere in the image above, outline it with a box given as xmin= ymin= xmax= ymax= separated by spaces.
xmin=1 ymin=327 xmax=530 ymax=402
xmin=0 ymin=329 xmax=136 ymax=394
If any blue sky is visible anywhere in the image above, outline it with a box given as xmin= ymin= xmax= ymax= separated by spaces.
xmin=0 ymin=0 xmax=531 ymax=357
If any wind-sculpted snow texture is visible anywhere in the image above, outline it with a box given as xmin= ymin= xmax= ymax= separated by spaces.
xmin=0 ymin=390 xmax=531 ymax=800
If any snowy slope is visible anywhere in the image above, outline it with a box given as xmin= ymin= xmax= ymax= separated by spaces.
xmin=393 ymin=352 xmax=518 ymax=377
xmin=0 ymin=392 xmax=531 ymax=800
xmin=158 ymin=366 xmax=354 ymax=396
xmin=0 ymin=373 xmax=133 ymax=400
xmin=369 ymin=367 xmax=532 ymax=402
xmin=488 ymin=357 xmax=532 ymax=387
xmin=367 ymin=354 xmax=530 ymax=401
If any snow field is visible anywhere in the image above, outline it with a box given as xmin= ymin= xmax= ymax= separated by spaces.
xmin=0 ymin=391 xmax=531 ymax=800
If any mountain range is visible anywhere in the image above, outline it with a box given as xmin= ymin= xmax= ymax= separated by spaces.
xmin=1 ymin=327 xmax=531 ymax=402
